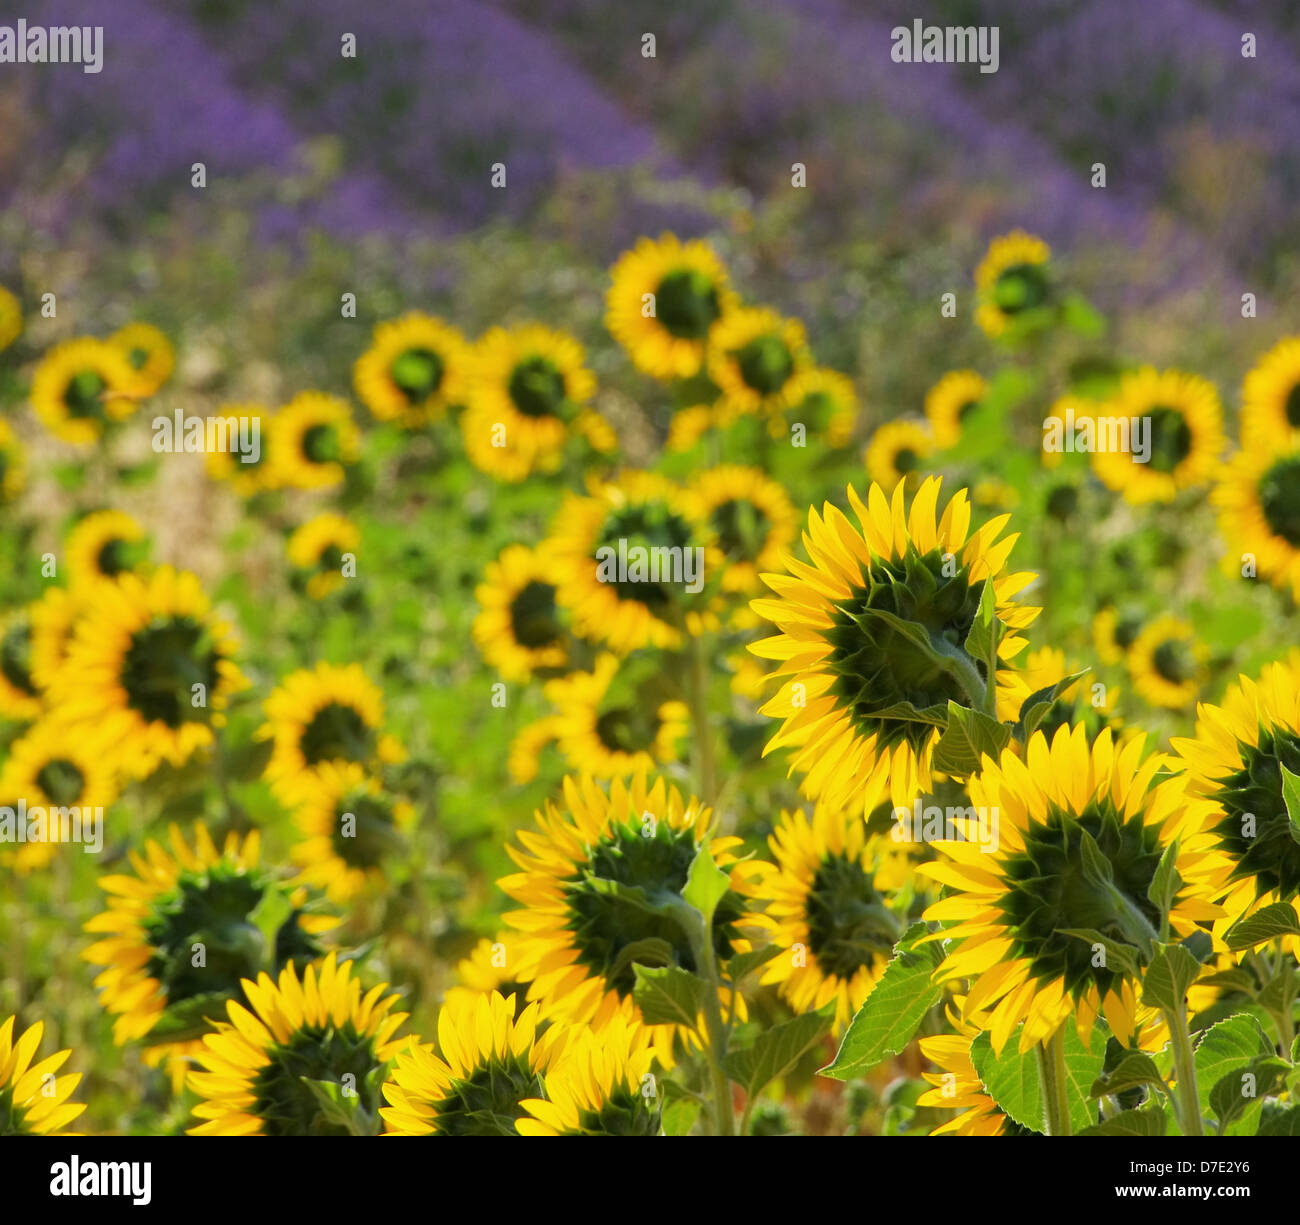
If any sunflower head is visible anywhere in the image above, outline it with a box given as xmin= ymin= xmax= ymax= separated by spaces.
xmin=1092 ymin=605 xmax=1144 ymax=667
xmin=688 ymin=464 xmax=799 ymax=596
xmin=1126 ymin=614 xmax=1206 ymax=711
xmin=271 ymin=391 xmax=360 ymax=490
xmin=109 ymin=322 xmax=174 ymax=397
xmin=1213 ymin=439 xmax=1300 ymax=600
xmin=974 ymin=230 xmax=1053 ymax=338
xmin=353 ymin=312 xmax=470 ymax=427
xmin=205 ymin=402 xmax=278 ymax=495
xmin=473 ymin=542 xmax=570 ymax=683
xmin=925 ymin=371 xmax=989 ymax=449
xmin=30 ymin=338 xmax=139 ymax=445
xmin=0 ymin=1017 xmax=86 ymax=1136
xmin=783 ymin=368 xmax=859 ymax=448
xmin=64 ymin=509 xmax=149 ymax=590
xmin=864 ymin=420 xmax=935 ymax=493
xmin=1241 ymin=336 xmax=1300 ymax=447
xmin=445 ymin=936 xmax=535 ymax=1015
xmin=708 ymin=306 xmax=811 ymax=416
xmin=287 ymin=512 xmax=360 ymax=600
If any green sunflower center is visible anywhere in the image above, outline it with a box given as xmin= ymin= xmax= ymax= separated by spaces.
xmin=302 ymin=424 xmax=341 ymax=465
xmin=574 ymin=1083 xmax=662 ymax=1136
xmin=1284 ymin=383 xmax=1300 ymax=429
xmin=992 ymin=264 xmax=1049 ymax=315
xmin=0 ymin=622 xmax=35 ymax=697
xmin=1145 ymin=407 xmax=1192 ymax=474
xmin=64 ymin=370 xmax=106 ymax=419
xmin=1152 ymin=638 xmax=1196 ymax=685
xmin=300 ymin=702 xmax=374 ymax=767
xmin=996 ymin=804 xmax=1164 ymax=999
xmin=894 ymin=447 xmax=919 ymax=475
xmin=390 ymin=347 xmax=444 ymax=402
xmin=563 ymin=821 xmax=745 ymax=1000
xmin=594 ymin=705 xmax=661 ymax=755
xmin=96 ymin=536 xmax=137 ymax=577
xmin=1114 ymin=614 xmax=1143 ymax=651
xmin=1257 ymin=456 xmax=1300 ymax=547
xmin=251 ymin=1024 xmax=384 ymax=1136
xmin=120 ymin=616 xmax=220 ymax=727
xmin=35 ymin=758 xmax=85 ymax=806
xmin=805 ymin=853 xmax=899 ymax=980
xmin=734 ymin=334 xmax=794 ymax=395
xmin=1208 ymin=728 xmax=1300 ymax=900
xmin=958 ymin=399 xmax=981 ymax=422
xmin=509 ymin=580 xmax=564 ymax=650
xmin=711 ymin=498 xmax=771 ymax=562
xmin=596 ymin=503 xmax=694 ymax=609
xmin=655 ymin=268 xmax=721 ymax=340
xmin=429 ymin=1054 xmax=545 ymax=1136
xmin=330 ymin=793 xmax=405 ymax=870
xmin=128 ymin=346 xmax=150 ymax=370
xmin=508 ymin=356 xmax=567 ymax=419
xmin=827 ymin=546 xmax=986 ymax=752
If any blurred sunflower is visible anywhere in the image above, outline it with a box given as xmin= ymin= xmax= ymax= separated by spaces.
xmin=924 ymin=370 xmax=988 ymax=448
xmin=707 ymin=306 xmax=811 ymax=417
xmin=189 ymin=953 xmax=408 ymax=1136
xmin=1090 ymin=367 xmax=1224 ymax=505
xmin=48 ymin=566 xmax=246 ymax=779
xmin=259 ymin=662 xmax=404 ymax=804
xmin=0 ymin=608 xmax=42 ymax=721
xmin=444 ymin=936 xmax=533 ymax=1015
xmin=0 ymin=419 xmax=25 ymax=503
xmin=461 ymin=324 xmax=608 ymax=483
xmin=290 ymin=761 xmax=415 ymax=904
xmin=747 ymin=806 xmax=901 ymax=1033
xmin=1125 ymin=614 xmax=1206 ymax=710
xmin=271 ymin=391 xmax=360 ymax=490
xmin=864 ymin=420 xmax=934 ymax=492
xmin=205 ymin=403 xmax=278 ymax=495
xmin=688 ymin=464 xmax=798 ymax=595
xmin=0 ymin=1016 xmax=86 ymax=1136
xmin=749 ymin=477 xmax=1038 ymax=817
xmin=472 ymin=542 xmax=569 ymax=683
xmin=784 ymin=368 xmax=859 ymax=448
xmin=550 ymin=470 xmax=721 ymax=652
xmin=109 ymin=322 xmax=174 ymax=397
xmin=30 ymin=337 xmax=139 ymax=445
xmin=0 ymin=285 xmax=21 ymax=351
xmin=542 ymin=653 xmax=689 ymax=780
xmin=507 ymin=715 xmax=563 ymax=785
xmin=64 ymin=509 xmax=148 ymax=590
xmin=287 ymin=512 xmax=360 ymax=600
xmin=666 ymin=403 xmax=720 ymax=452
xmin=83 ymin=823 xmax=334 ymax=1050
xmin=353 ymin=312 xmax=471 ymax=427
xmin=381 ymin=990 xmax=565 ymax=1136
xmin=920 ymin=725 xmax=1228 ymax=1052
xmin=1240 ymin=336 xmax=1300 ymax=447
xmin=27 ymin=584 xmax=82 ymax=693
xmin=1213 ymin=440 xmax=1300 ymax=600
xmin=974 ymin=230 xmax=1052 ymax=338
xmin=605 ymin=234 xmax=735 ymax=379
xmin=519 ymin=1012 xmax=660 ymax=1136
xmin=1092 ymin=605 xmax=1145 ymax=667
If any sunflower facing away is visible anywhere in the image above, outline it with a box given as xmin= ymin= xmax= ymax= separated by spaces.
xmin=1090 ymin=367 xmax=1225 ymax=505
xmin=205 ymin=403 xmax=278 ymax=496
xmin=974 ymin=230 xmax=1052 ymax=338
xmin=605 ymin=233 xmax=736 ymax=379
xmin=1240 ymin=336 xmax=1300 ymax=447
xmin=353 ymin=312 xmax=471 ymax=427
xmin=0 ymin=418 xmax=25 ymax=503
xmin=270 ymin=391 xmax=360 ymax=490
xmin=864 ymin=420 xmax=935 ymax=492
xmin=1213 ymin=438 xmax=1300 ymax=600
xmin=688 ymin=464 xmax=798 ymax=596
xmin=64 ymin=509 xmax=149 ymax=590
xmin=381 ymin=990 xmax=566 ymax=1136
xmin=708 ymin=306 xmax=811 ymax=418
xmin=1125 ymin=614 xmax=1207 ymax=711
xmin=47 ymin=566 xmax=247 ymax=779
xmin=189 ymin=953 xmax=409 ymax=1136
xmin=472 ymin=542 xmax=570 ymax=683
xmin=109 ymin=322 xmax=174 ymax=397
xmin=0 ymin=607 xmax=42 ymax=721
xmin=0 ymin=285 xmax=21 ymax=351
xmin=748 ymin=805 xmax=902 ymax=1033
xmin=749 ymin=476 xmax=1038 ymax=817
xmin=30 ymin=337 xmax=140 ymax=445
xmin=919 ymin=725 xmax=1229 ymax=1053
xmin=0 ymin=1016 xmax=87 ymax=1136
xmin=287 ymin=512 xmax=360 ymax=600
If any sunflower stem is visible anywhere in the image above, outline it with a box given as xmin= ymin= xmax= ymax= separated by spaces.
xmin=1037 ymin=1027 xmax=1072 ymax=1136
xmin=1163 ymin=1003 xmax=1204 ymax=1137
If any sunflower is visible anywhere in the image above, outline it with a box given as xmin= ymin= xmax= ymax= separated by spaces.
xmin=542 ymin=653 xmax=689 ymax=780
xmin=507 ymin=716 xmax=564 ymax=785
xmin=864 ymin=420 xmax=934 ymax=492
xmin=1213 ymin=439 xmax=1300 ymax=600
xmin=259 ymin=662 xmax=404 ymax=805
xmin=1019 ymin=644 xmax=1121 ymax=737
xmin=549 ymin=470 xmax=721 ymax=653
xmin=0 ymin=418 xmax=25 ymax=503
xmin=444 ymin=936 xmax=534 ymax=1015
xmin=1125 ymin=614 xmax=1206 ymax=711
xmin=0 ymin=285 xmax=21 ymax=351
xmin=47 ymin=566 xmax=246 ymax=779
xmin=688 ymin=465 xmax=798 ymax=595
xmin=109 ymin=322 xmax=174 ymax=397
xmin=747 ymin=806 xmax=901 ymax=1033
xmin=498 ymin=774 xmax=758 ymax=1062
xmin=0 ymin=1016 xmax=86 ymax=1136
xmin=381 ymin=990 xmax=567 ymax=1136
xmin=919 ymin=724 xmax=1229 ymax=1053
xmin=1092 ymin=606 xmax=1145 ymax=667
xmin=64 ymin=509 xmax=148 ymax=590
xmin=270 ymin=391 xmax=360 ymax=490
xmin=472 ymin=543 xmax=570 ymax=683
xmin=0 ymin=719 xmax=120 ymax=873
xmin=353 ymin=312 xmax=471 ymax=427
xmin=188 ymin=953 xmax=408 ymax=1136
xmin=605 ymin=234 xmax=736 ymax=379
xmin=917 ymin=1003 xmax=1010 ymax=1136
xmin=1240 ymin=336 xmax=1300 ymax=447
xmin=666 ymin=403 xmax=720 ymax=452
xmin=83 ymin=823 xmax=335 ymax=1051
xmin=924 ymin=371 xmax=989 ymax=449
xmin=708 ymin=306 xmax=811 ymax=418
xmin=290 ymin=762 xmax=415 ymax=904
xmin=784 ymin=368 xmax=859 ymax=448
xmin=30 ymin=337 xmax=139 ymax=445
xmin=749 ymin=476 xmax=1038 ymax=817
xmin=519 ymin=1012 xmax=660 ymax=1136
xmin=0 ymin=608 xmax=41 ymax=722
xmin=287 ymin=512 xmax=360 ymax=600
xmin=461 ymin=325 xmax=608 ymax=483
xmin=205 ymin=403 xmax=279 ymax=496
xmin=974 ymin=230 xmax=1052 ymax=338
xmin=28 ymin=584 xmax=82 ymax=693
xmin=1089 ymin=367 xmax=1224 ymax=504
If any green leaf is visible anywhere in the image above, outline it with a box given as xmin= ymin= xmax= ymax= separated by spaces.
xmin=631 ymin=964 xmax=707 ymax=1030
xmin=1077 ymin=1107 xmax=1168 ymax=1137
xmin=1089 ymin=1051 xmax=1167 ymax=1099
xmin=248 ymin=885 xmax=293 ymax=974
xmin=724 ymin=1004 xmax=836 ymax=1100
xmin=1282 ymin=764 xmax=1300 ymax=846
xmin=682 ymin=839 xmax=731 ymax=929
xmin=142 ymin=991 xmax=235 ymax=1045
xmin=1146 ymin=840 xmax=1183 ymax=941
xmin=931 ymin=700 xmax=1012 ymax=777
xmin=1209 ymin=1057 xmax=1289 ymax=1134
xmin=1061 ymin=293 xmax=1107 ymax=339
xmin=1141 ymin=943 xmax=1201 ymax=1014
xmin=1194 ymin=1013 xmax=1275 ymax=1128
xmin=608 ymin=937 xmax=676 ymax=985
xmin=1258 ymin=1104 xmax=1300 ymax=1136
xmin=962 ymin=579 xmax=1001 ymax=678
xmin=819 ymin=924 xmax=945 ymax=1080
xmin=1015 ymin=670 xmax=1091 ymax=741
xmin=1223 ymin=902 xmax=1300 ymax=951
xmin=1078 ymin=829 xmax=1115 ymax=888
xmin=660 ymin=1099 xmax=699 ymax=1136
xmin=724 ymin=944 xmax=782 ymax=985
xmin=299 ymin=1077 xmax=377 ymax=1136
